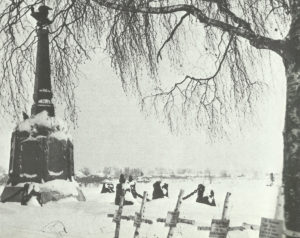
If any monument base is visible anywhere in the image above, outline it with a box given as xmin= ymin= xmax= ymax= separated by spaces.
xmin=1 ymin=180 xmax=85 ymax=204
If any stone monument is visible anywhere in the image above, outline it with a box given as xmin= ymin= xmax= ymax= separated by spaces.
xmin=0 ymin=5 xmax=84 ymax=203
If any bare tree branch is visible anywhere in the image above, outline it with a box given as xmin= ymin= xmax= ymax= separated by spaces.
xmin=92 ymin=0 xmax=286 ymax=55
xmin=157 ymin=12 xmax=189 ymax=61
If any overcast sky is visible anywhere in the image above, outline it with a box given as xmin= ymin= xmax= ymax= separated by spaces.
xmin=0 ymin=49 xmax=286 ymax=174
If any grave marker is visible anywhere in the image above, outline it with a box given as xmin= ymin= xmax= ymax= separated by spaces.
xmin=259 ymin=187 xmax=284 ymax=238
xmin=109 ymin=190 xmax=125 ymax=238
xmin=134 ymin=192 xmax=153 ymax=238
xmin=259 ymin=218 xmax=283 ymax=238
xmin=157 ymin=189 xmax=195 ymax=238
xmin=208 ymin=192 xmax=231 ymax=238
xmin=107 ymin=191 xmax=153 ymax=238
xmin=209 ymin=219 xmax=230 ymax=238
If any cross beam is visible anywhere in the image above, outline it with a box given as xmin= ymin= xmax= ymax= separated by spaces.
xmin=157 ymin=189 xmax=195 ymax=238
xmin=107 ymin=191 xmax=153 ymax=238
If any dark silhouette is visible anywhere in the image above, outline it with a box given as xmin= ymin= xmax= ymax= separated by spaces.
xmin=115 ymin=174 xmax=133 ymax=206
xmin=31 ymin=5 xmax=53 ymax=27
xmin=183 ymin=184 xmax=216 ymax=206
xmin=101 ymin=182 xmax=114 ymax=193
xmin=21 ymin=184 xmax=43 ymax=206
xmin=162 ymin=183 xmax=169 ymax=197
xmin=152 ymin=181 xmax=168 ymax=200
xmin=22 ymin=111 xmax=29 ymax=120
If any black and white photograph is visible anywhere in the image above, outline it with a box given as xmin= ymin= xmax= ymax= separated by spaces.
xmin=0 ymin=0 xmax=299 ymax=238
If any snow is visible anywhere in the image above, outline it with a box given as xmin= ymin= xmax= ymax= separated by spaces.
xmin=49 ymin=131 xmax=70 ymax=141
xmin=14 ymin=180 xmax=80 ymax=197
xmin=0 ymin=177 xmax=281 ymax=238
xmin=26 ymin=196 xmax=41 ymax=207
xmin=39 ymin=180 xmax=80 ymax=197
xmin=20 ymin=173 xmax=38 ymax=179
xmin=18 ymin=111 xmax=55 ymax=132
xmin=48 ymin=170 xmax=63 ymax=176
xmin=16 ymin=111 xmax=72 ymax=141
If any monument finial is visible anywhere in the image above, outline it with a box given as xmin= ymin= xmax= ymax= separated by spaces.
xmin=30 ymin=5 xmax=53 ymax=28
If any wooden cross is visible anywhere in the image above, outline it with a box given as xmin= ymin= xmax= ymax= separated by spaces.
xmin=196 ymin=192 xmax=231 ymax=238
xmin=157 ymin=189 xmax=195 ymax=238
xmin=107 ymin=191 xmax=153 ymax=238
xmin=221 ymin=192 xmax=231 ymax=220
xmin=196 ymin=192 xmax=258 ymax=236
xmin=109 ymin=190 xmax=125 ymax=238
xmin=259 ymin=186 xmax=284 ymax=238
xmin=133 ymin=191 xmax=153 ymax=238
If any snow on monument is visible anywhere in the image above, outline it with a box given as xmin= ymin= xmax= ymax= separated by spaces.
xmin=0 ymin=5 xmax=85 ymax=203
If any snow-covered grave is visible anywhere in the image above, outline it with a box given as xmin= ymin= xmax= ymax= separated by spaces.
xmin=0 ymin=176 xmax=280 ymax=238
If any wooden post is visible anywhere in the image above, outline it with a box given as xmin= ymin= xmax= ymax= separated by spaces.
xmin=157 ymin=189 xmax=195 ymax=236
xmin=107 ymin=191 xmax=153 ymax=238
xmin=258 ymin=186 xmax=284 ymax=238
xmin=113 ymin=190 xmax=125 ymax=238
xmin=133 ymin=191 xmax=148 ymax=238
xmin=221 ymin=192 xmax=231 ymax=220
xmin=208 ymin=192 xmax=231 ymax=238
xmin=167 ymin=189 xmax=184 ymax=238
xmin=274 ymin=186 xmax=283 ymax=220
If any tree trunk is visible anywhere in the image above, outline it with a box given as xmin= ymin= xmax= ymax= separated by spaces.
xmin=283 ymin=9 xmax=300 ymax=237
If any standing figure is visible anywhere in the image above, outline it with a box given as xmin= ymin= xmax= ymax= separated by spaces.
xmin=115 ymin=174 xmax=133 ymax=206
xmin=270 ymin=173 xmax=275 ymax=186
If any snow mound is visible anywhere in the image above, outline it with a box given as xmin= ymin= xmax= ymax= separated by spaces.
xmin=16 ymin=111 xmax=71 ymax=141
xmin=39 ymin=180 xmax=80 ymax=197
xmin=15 ymin=180 xmax=86 ymax=204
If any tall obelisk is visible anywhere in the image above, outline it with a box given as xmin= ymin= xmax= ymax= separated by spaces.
xmin=31 ymin=26 xmax=55 ymax=116
xmin=0 ymin=5 xmax=83 ymax=203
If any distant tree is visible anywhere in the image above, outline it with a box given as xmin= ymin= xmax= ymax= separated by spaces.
xmin=1 ymin=1 xmax=300 ymax=234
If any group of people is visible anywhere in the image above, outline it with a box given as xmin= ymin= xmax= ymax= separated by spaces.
xmin=113 ymin=174 xmax=169 ymax=205
xmin=113 ymin=174 xmax=216 ymax=207
xmin=114 ymin=174 xmax=143 ymax=205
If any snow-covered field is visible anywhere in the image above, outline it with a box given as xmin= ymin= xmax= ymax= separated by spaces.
xmin=0 ymin=177 xmax=280 ymax=238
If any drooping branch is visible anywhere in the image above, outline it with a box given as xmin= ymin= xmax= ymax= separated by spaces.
xmin=186 ymin=34 xmax=234 ymax=82
xmin=157 ymin=12 xmax=189 ymax=61
xmin=141 ymin=33 xmax=261 ymax=136
xmin=92 ymin=0 xmax=286 ymax=55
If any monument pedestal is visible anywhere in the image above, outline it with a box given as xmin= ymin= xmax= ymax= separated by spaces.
xmin=1 ymin=111 xmax=84 ymax=203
